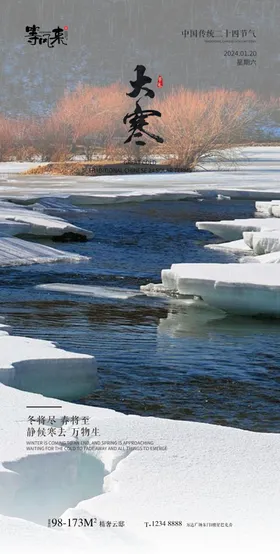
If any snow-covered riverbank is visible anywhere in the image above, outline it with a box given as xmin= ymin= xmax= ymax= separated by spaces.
xmin=0 ymin=382 xmax=279 ymax=554
xmin=2 ymin=147 xmax=280 ymax=204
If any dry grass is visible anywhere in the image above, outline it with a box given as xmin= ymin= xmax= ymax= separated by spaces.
xmin=24 ymin=160 xmax=127 ymax=176
xmin=24 ymin=160 xmax=188 ymax=176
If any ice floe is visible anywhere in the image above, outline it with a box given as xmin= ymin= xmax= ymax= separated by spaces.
xmin=196 ymin=217 xmax=280 ymax=241
xmin=216 ymin=194 xmax=231 ymax=200
xmin=205 ymin=238 xmax=252 ymax=253
xmin=36 ymin=283 xmax=141 ymax=300
xmin=161 ymin=263 xmax=280 ymax=316
xmin=140 ymin=283 xmax=168 ymax=295
xmin=255 ymin=200 xmax=280 ymax=217
xmin=240 ymin=251 xmax=280 ymax=264
xmin=0 ymin=333 xmax=97 ymax=400
xmin=205 ymin=230 xmax=280 ymax=257
xmin=0 ymin=203 xmax=92 ymax=240
xmin=0 ymin=384 xmax=279 ymax=553
xmin=0 ymin=237 xmax=88 ymax=267
xmin=29 ymin=197 xmax=91 ymax=215
xmin=0 ymin=220 xmax=30 ymax=236
xmin=68 ymin=190 xmax=200 ymax=205
xmin=243 ymin=230 xmax=280 ymax=254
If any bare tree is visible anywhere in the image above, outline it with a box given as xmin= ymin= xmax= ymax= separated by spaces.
xmin=148 ymin=88 xmax=275 ymax=169
xmin=51 ymin=83 xmax=130 ymax=161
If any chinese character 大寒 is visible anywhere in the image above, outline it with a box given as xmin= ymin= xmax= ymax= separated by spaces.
xmin=124 ymin=65 xmax=164 ymax=147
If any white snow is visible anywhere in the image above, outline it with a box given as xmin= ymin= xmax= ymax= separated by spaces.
xmin=0 ymin=162 xmax=48 ymax=174
xmin=161 ymin=263 xmax=280 ymax=316
xmin=196 ymin=218 xmax=280 ymax=241
xmin=0 ymin=334 xmax=97 ymax=400
xmin=0 ymin=237 xmax=88 ymax=267
xmin=0 ymin=384 xmax=279 ymax=553
xmin=35 ymin=283 xmax=141 ymax=300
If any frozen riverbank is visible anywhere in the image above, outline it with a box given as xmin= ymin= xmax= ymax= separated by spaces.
xmin=2 ymin=147 xmax=280 ymax=204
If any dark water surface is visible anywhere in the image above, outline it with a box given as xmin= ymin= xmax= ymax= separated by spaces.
xmin=1 ymin=198 xmax=279 ymax=433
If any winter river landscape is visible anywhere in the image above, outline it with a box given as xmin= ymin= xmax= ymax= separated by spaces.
xmin=0 ymin=147 xmax=279 ymax=553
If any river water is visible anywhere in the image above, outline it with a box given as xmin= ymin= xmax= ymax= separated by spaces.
xmin=0 ymin=197 xmax=279 ymax=432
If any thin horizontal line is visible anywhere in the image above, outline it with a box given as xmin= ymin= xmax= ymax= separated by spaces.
xmin=26 ymin=406 xmax=62 ymax=408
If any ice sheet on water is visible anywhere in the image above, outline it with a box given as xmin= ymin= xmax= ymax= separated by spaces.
xmin=0 ymin=237 xmax=88 ymax=267
xmin=243 ymin=230 xmax=280 ymax=254
xmin=240 ymin=251 xmax=280 ymax=263
xmin=140 ymin=283 xmax=168 ymax=296
xmin=255 ymin=200 xmax=280 ymax=218
xmin=0 ymin=335 xmax=97 ymax=400
xmin=68 ymin=189 xmax=200 ymax=205
xmin=0 ymin=203 xmax=93 ymax=239
xmin=36 ymin=283 xmax=142 ymax=299
xmin=205 ymin=238 xmax=251 ymax=253
xmin=27 ymin=197 xmax=98 ymax=216
xmin=0 ymin=221 xmax=30 ymax=236
xmin=196 ymin=217 xmax=280 ymax=240
xmin=206 ymin=230 xmax=280 ymax=256
xmin=216 ymin=194 xmax=231 ymax=200
xmin=161 ymin=263 xmax=280 ymax=316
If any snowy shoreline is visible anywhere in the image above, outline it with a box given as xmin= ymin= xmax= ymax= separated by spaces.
xmin=1 ymin=147 xmax=280 ymax=204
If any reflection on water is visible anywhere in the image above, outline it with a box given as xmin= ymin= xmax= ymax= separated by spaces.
xmin=158 ymin=298 xmax=280 ymax=338
xmin=158 ymin=299 xmax=226 ymax=337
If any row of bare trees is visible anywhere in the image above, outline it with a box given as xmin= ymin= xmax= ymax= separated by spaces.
xmin=0 ymin=84 xmax=278 ymax=169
